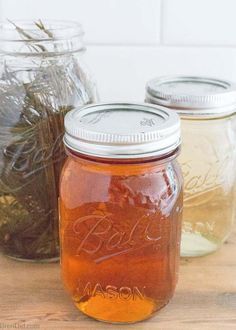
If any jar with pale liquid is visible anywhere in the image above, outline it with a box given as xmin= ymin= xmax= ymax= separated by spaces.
xmin=60 ymin=103 xmax=183 ymax=323
xmin=146 ymin=76 xmax=236 ymax=257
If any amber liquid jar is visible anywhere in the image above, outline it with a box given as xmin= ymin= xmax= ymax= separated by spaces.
xmin=60 ymin=103 xmax=183 ymax=323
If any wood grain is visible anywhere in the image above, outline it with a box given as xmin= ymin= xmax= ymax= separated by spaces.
xmin=0 ymin=227 xmax=236 ymax=330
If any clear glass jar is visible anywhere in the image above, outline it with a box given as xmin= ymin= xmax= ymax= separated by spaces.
xmin=0 ymin=20 xmax=98 ymax=261
xmin=60 ymin=103 xmax=183 ymax=323
xmin=146 ymin=75 xmax=236 ymax=257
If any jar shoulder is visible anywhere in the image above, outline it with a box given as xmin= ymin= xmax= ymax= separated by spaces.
xmin=60 ymin=157 xmax=183 ymax=209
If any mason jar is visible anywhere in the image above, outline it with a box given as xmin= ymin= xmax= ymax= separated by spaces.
xmin=0 ymin=20 xmax=98 ymax=261
xmin=146 ymin=76 xmax=236 ymax=257
xmin=60 ymin=103 xmax=183 ymax=323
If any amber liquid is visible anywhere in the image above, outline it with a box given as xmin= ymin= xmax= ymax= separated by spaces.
xmin=60 ymin=153 xmax=182 ymax=323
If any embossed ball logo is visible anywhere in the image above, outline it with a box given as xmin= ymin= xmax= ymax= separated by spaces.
xmin=66 ymin=213 xmax=163 ymax=264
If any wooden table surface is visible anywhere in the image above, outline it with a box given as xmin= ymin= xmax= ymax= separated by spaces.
xmin=0 ymin=227 xmax=236 ymax=330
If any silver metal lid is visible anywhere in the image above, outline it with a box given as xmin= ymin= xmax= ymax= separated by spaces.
xmin=64 ymin=103 xmax=181 ymax=159
xmin=146 ymin=76 xmax=236 ymax=118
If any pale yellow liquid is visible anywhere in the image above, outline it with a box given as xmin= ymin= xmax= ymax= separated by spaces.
xmin=181 ymin=186 xmax=234 ymax=257
xmin=179 ymin=117 xmax=236 ymax=257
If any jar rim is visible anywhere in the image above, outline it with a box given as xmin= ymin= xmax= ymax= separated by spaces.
xmin=0 ymin=20 xmax=84 ymax=41
xmin=0 ymin=20 xmax=85 ymax=55
xmin=66 ymin=144 xmax=181 ymax=165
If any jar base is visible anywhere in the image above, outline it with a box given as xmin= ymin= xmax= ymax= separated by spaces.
xmin=74 ymin=297 xmax=169 ymax=324
xmin=5 ymin=254 xmax=60 ymax=263
xmin=181 ymin=232 xmax=219 ymax=257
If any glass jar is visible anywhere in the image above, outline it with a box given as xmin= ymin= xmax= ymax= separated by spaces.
xmin=0 ymin=20 xmax=98 ymax=261
xmin=60 ymin=103 xmax=183 ymax=323
xmin=146 ymin=76 xmax=236 ymax=257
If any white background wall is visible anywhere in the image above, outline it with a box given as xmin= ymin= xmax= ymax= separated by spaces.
xmin=1 ymin=0 xmax=236 ymax=101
